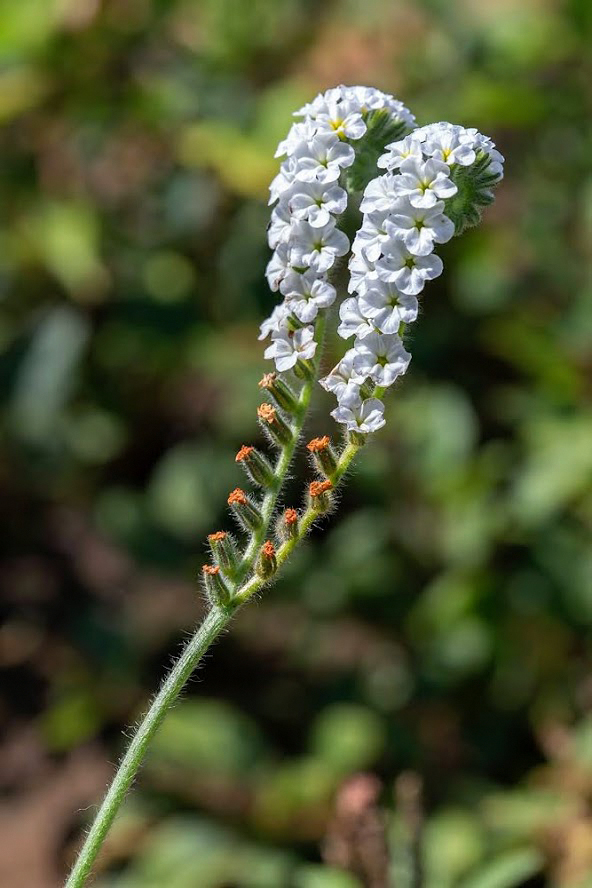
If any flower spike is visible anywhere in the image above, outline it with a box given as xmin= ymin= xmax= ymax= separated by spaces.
xmin=65 ymin=87 xmax=504 ymax=887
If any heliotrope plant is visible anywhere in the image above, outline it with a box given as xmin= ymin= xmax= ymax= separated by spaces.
xmin=66 ymin=85 xmax=503 ymax=887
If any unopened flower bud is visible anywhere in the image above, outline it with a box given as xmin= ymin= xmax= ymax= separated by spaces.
xmin=308 ymin=479 xmax=334 ymax=513
xmin=293 ymin=358 xmax=315 ymax=380
xmin=307 ymin=435 xmax=337 ymax=477
xmin=257 ymin=403 xmax=293 ymax=447
xmin=258 ymin=372 xmax=298 ymax=414
xmin=276 ymin=507 xmax=299 ymax=542
xmin=256 ymin=540 xmax=277 ymax=580
xmin=202 ymin=564 xmax=232 ymax=608
xmin=235 ymin=444 xmax=274 ymax=488
xmin=207 ymin=530 xmax=240 ymax=577
xmin=227 ymin=487 xmax=263 ymax=532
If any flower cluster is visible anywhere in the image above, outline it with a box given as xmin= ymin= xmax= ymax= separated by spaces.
xmin=200 ymin=98 xmax=504 ymax=603
xmin=322 ymin=121 xmax=504 ymax=433
xmin=261 ymin=85 xmax=416 ymax=376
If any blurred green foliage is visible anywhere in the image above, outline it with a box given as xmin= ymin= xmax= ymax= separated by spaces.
xmin=0 ymin=0 xmax=591 ymax=886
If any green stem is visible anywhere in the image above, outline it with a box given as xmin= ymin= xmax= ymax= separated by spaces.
xmin=65 ymin=606 xmax=229 ymax=888
xmin=65 ymin=313 xmax=328 ymax=887
xmin=237 ymin=312 xmax=327 ymax=580
xmin=235 ymin=434 xmax=363 ymax=603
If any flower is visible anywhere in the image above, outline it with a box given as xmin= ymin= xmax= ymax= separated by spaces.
xmin=377 ymin=134 xmax=424 ymax=171
xmin=293 ymin=134 xmax=355 ymax=185
xmin=357 ymin=282 xmax=418 ymax=334
xmin=352 ymin=332 xmax=411 ymax=386
xmin=351 ymin=210 xmax=390 ymax=262
xmin=337 ymin=297 xmax=376 ymax=340
xmin=420 ymin=122 xmax=477 ymax=167
xmin=283 ymin=272 xmax=336 ymax=323
xmin=360 ymin=174 xmax=403 ymax=214
xmin=289 ymin=219 xmax=349 ymax=274
xmin=258 ymin=302 xmax=291 ymax=340
xmin=385 ymin=198 xmax=455 ymax=256
xmin=319 ymin=349 xmax=365 ymax=402
xmin=269 ymin=157 xmax=299 ymax=204
xmin=331 ymin=396 xmax=386 ymax=433
xmin=375 ymin=235 xmax=444 ymax=295
xmin=314 ymin=99 xmax=367 ymax=140
xmin=287 ymin=181 xmax=348 ymax=228
xmin=396 ymin=157 xmax=457 ymax=208
xmin=264 ymin=325 xmax=317 ymax=372
xmin=265 ymin=243 xmax=291 ymax=291
xmin=267 ymin=204 xmax=292 ymax=249
xmin=275 ymin=119 xmax=318 ymax=158
xmin=348 ymin=249 xmax=379 ymax=294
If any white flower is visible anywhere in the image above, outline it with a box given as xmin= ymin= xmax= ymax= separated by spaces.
xmin=258 ymin=302 xmax=292 ymax=340
xmin=358 ymin=282 xmax=418 ymax=334
xmin=375 ymin=235 xmax=443 ymax=295
xmin=283 ymin=271 xmax=336 ymax=322
xmin=314 ymin=99 xmax=367 ymax=140
xmin=352 ymin=332 xmax=411 ymax=386
xmin=289 ymin=219 xmax=349 ymax=274
xmin=275 ymin=119 xmax=318 ymax=158
xmin=331 ymin=396 xmax=386 ymax=434
xmin=265 ymin=243 xmax=291 ymax=291
xmin=267 ymin=203 xmax=293 ymax=249
xmin=337 ymin=297 xmax=376 ymax=340
xmin=473 ymin=131 xmax=504 ymax=178
xmin=351 ymin=210 xmax=390 ymax=262
xmin=269 ymin=157 xmax=298 ymax=204
xmin=420 ymin=122 xmax=477 ymax=167
xmin=293 ymin=134 xmax=355 ymax=185
xmin=348 ymin=249 xmax=379 ymax=294
xmin=397 ymin=157 xmax=457 ymax=208
xmin=294 ymin=86 xmax=349 ymax=119
xmin=385 ymin=198 xmax=455 ymax=256
xmin=264 ymin=325 xmax=317 ymax=372
xmin=345 ymin=85 xmax=389 ymax=112
xmin=319 ymin=348 xmax=365 ymax=402
xmin=360 ymin=174 xmax=403 ymax=213
xmin=287 ymin=181 xmax=347 ymax=228
xmin=377 ymin=135 xmax=424 ymax=171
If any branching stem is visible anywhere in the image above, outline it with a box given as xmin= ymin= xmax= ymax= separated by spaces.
xmin=65 ymin=312 xmax=350 ymax=887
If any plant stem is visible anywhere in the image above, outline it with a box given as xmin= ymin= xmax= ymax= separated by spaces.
xmin=65 ymin=314 xmax=328 ymax=887
xmin=237 ymin=312 xmax=327 ymax=580
xmin=65 ymin=606 xmax=230 ymax=888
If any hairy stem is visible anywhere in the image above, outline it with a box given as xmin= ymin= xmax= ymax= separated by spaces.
xmin=65 ymin=607 xmax=229 ymax=888
xmin=65 ymin=314 xmax=328 ymax=887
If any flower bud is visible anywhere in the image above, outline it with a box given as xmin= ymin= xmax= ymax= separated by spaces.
xmin=202 ymin=564 xmax=232 ymax=608
xmin=257 ymin=403 xmax=293 ymax=447
xmin=235 ymin=444 xmax=274 ymax=488
xmin=207 ymin=530 xmax=240 ymax=577
xmin=293 ymin=358 xmax=315 ymax=380
xmin=258 ymin=372 xmax=298 ymax=414
xmin=306 ymin=436 xmax=337 ymax=478
xmin=276 ymin=507 xmax=299 ymax=542
xmin=227 ymin=487 xmax=263 ymax=532
xmin=308 ymin=479 xmax=334 ymax=513
xmin=256 ymin=540 xmax=277 ymax=580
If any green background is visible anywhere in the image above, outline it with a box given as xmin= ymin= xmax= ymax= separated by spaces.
xmin=1 ymin=0 xmax=591 ymax=885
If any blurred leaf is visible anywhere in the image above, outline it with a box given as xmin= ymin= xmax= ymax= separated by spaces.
xmin=459 ymin=848 xmax=543 ymax=888
xmin=310 ymin=704 xmax=386 ymax=774
xmin=293 ymin=865 xmax=361 ymax=888
xmin=177 ymin=121 xmax=277 ymax=199
xmin=150 ymin=699 xmax=266 ymax=777
xmin=511 ymin=415 xmax=592 ymax=524
xmin=9 ymin=306 xmax=89 ymax=443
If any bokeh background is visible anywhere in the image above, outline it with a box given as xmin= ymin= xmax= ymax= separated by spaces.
xmin=1 ymin=0 xmax=591 ymax=886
